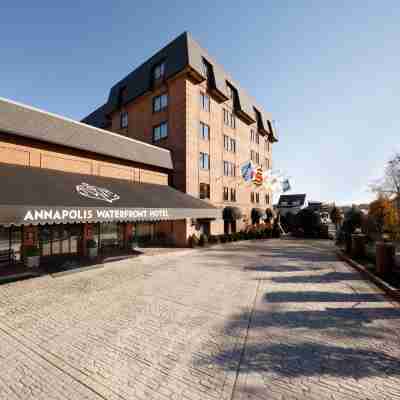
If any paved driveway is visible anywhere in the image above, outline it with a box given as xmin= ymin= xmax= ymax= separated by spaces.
xmin=0 ymin=239 xmax=400 ymax=400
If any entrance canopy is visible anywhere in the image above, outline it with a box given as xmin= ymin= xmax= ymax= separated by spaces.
xmin=0 ymin=163 xmax=221 ymax=226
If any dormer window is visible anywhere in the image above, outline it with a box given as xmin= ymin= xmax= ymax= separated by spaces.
xmin=120 ymin=111 xmax=128 ymax=129
xmin=153 ymin=61 xmax=165 ymax=81
xmin=118 ymin=86 xmax=127 ymax=108
xmin=201 ymin=58 xmax=210 ymax=80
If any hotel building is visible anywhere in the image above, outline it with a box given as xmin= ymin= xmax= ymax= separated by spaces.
xmin=83 ymin=32 xmax=278 ymax=236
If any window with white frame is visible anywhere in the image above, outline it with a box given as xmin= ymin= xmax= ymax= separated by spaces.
xmin=153 ymin=61 xmax=165 ymax=81
xmin=200 ymin=152 xmax=210 ymax=170
xmin=200 ymin=92 xmax=210 ymax=112
xmin=153 ymin=121 xmax=168 ymax=142
xmin=200 ymin=122 xmax=210 ymax=140
xmin=120 ymin=111 xmax=128 ymax=128
xmin=153 ymin=93 xmax=168 ymax=112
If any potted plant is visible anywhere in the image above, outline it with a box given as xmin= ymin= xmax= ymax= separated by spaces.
xmin=188 ymin=234 xmax=199 ymax=248
xmin=198 ymin=234 xmax=208 ymax=247
xmin=86 ymin=239 xmax=98 ymax=259
xmin=25 ymin=245 xmax=40 ymax=268
xmin=128 ymin=235 xmax=139 ymax=251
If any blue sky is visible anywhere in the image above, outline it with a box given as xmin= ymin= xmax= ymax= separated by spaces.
xmin=1 ymin=1 xmax=399 ymax=205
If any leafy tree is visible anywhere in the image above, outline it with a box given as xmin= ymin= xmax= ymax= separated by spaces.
xmin=369 ymin=195 xmax=400 ymax=240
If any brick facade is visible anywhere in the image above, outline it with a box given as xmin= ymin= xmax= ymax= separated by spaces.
xmin=107 ymin=73 xmax=273 ymax=236
xmin=0 ymin=132 xmax=168 ymax=186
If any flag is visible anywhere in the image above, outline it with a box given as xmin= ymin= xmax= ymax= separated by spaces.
xmin=240 ymin=161 xmax=255 ymax=183
xmin=282 ymin=179 xmax=291 ymax=192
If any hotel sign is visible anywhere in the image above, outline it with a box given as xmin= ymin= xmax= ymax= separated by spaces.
xmin=23 ymin=207 xmax=170 ymax=223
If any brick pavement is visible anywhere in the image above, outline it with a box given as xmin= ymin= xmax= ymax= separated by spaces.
xmin=0 ymin=239 xmax=399 ymax=399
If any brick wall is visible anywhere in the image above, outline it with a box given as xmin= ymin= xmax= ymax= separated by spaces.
xmin=0 ymin=133 xmax=168 ymax=186
xmin=107 ymin=73 xmax=274 ymax=236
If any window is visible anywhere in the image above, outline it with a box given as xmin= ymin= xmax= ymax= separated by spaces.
xmin=251 ymin=192 xmax=255 ymax=203
xmin=153 ymin=121 xmax=168 ymax=142
xmin=256 ymin=193 xmax=260 ymax=203
xmin=223 ymin=161 xmax=229 ymax=176
xmin=199 ymin=183 xmax=210 ymax=199
xmin=230 ymin=138 xmax=236 ymax=153
xmin=223 ymin=161 xmax=235 ymax=177
xmin=256 ymin=152 xmax=260 ymax=164
xmin=230 ymin=188 xmax=236 ymax=202
xmin=224 ymin=136 xmax=236 ymax=153
xmin=223 ymin=109 xmax=235 ymax=128
xmin=230 ymin=113 xmax=236 ymax=128
xmin=120 ymin=111 xmax=128 ymax=129
xmin=223 ymin=187 xmax=229 ymax=201
xmin=153 ymin=93 xmax=168 ymax=112
xmin=200 ymin=122 xmax=210 ymax=140
xmin=118 ymin=86 xmax=127 ymax=108
xmin=200 ymin=152 xmax=210 ymax=170
xmin=250 ymin=150 xmax=255 ymax=162
xmin=250 ymin=129 xmax=256 ymax=142
xmin=265 ymin=193 xmax=270 ymax=205
xmin=265 ymin=158 xmax=270 ymax=169
xmin=265 ymin=139 xmax=270 ymax=152
xmin=256 ymin=133 xmax=260 ymax=144
xmin=153 ymin=61 xmax=165 ymax=81
xmin=224 ymin=135 xmax=229 ymax=151
xmin=202 ymin=58 xmax=210 ymax=79
xmin=223 ymin=109 xmax=229 ymax=125
xmin=200 ymin=92 xmax=210 ymax=112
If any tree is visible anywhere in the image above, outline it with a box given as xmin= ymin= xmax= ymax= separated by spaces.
xmin=371 ymin=153 xmax=400 ymax=196
xmin=368 ymin=195 xmax=399 ymax=240
xmin=330 ymin=204 xmax=343 ymax=231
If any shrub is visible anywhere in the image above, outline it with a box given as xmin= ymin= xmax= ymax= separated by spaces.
xmin=226 ymin=234 xmax=233 ymax=242
xmin=86 ymin=239 xmax=97 ymax=249
xmin=262 ymin=228 xmax=272 ymax=238
xmin=188 ymin=234 xmax=199 ymax=248
xmin=233 ymin=232 xmax=241 ymax=241
xmin=198 ymin=234 xmax=208 ymax=247
xmin=208 ymin=235 xmax=219 ymax=245
xmin=219 ymin=234 xmax=228 ymax=243
xmin=25 ymin=245 xmax=40 ymax=257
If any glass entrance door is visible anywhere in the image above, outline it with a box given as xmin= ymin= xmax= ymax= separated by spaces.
xmin=39 ymin=225 xmax=82 ymax=256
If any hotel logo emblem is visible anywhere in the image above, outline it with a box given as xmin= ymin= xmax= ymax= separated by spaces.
xmin=76 ymin=182 xmax=120 ymax=203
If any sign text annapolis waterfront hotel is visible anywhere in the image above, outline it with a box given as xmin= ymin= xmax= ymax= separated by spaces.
xmin=23 ymin=208 xmax=169 ymax=222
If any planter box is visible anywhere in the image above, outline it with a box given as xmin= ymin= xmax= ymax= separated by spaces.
xmin=130 ymin=242 xmax=139 ymax=251
xmin=25 ymin=256 xmax=40 ymax=268
xmin=88 ymin=247 xmax=98 ymax=259
xmin=351 ymin=234 xmax=366 ymax=259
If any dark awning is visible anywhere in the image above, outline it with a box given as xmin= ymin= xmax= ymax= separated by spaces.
xmin=0 ymin=163 xmax=221 ymax=226
xmin=223 ymin=206 xmax=243 ymax=221
xmin=251 ymin=208 xmax=265 ymax=221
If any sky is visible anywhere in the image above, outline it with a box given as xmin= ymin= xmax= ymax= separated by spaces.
xmin=1 ymin=1 xmax=399 ymax=206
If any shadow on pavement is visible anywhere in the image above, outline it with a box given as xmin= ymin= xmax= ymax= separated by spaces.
xmin=195 ymin=341 xmax=400 ymax=378
xmin=264 ymin=291 xmax=386 ymax=303
xmin=270 ymin=271 xmax=360 ymax=284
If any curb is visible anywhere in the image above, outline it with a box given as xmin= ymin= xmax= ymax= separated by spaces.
xmin=0 ymin=271 xmax=41 ymax=285
xmin=336 ymin=250 xmax=400 ymax=302
xmin=50 ymin=263 xmax=105 ymax=278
